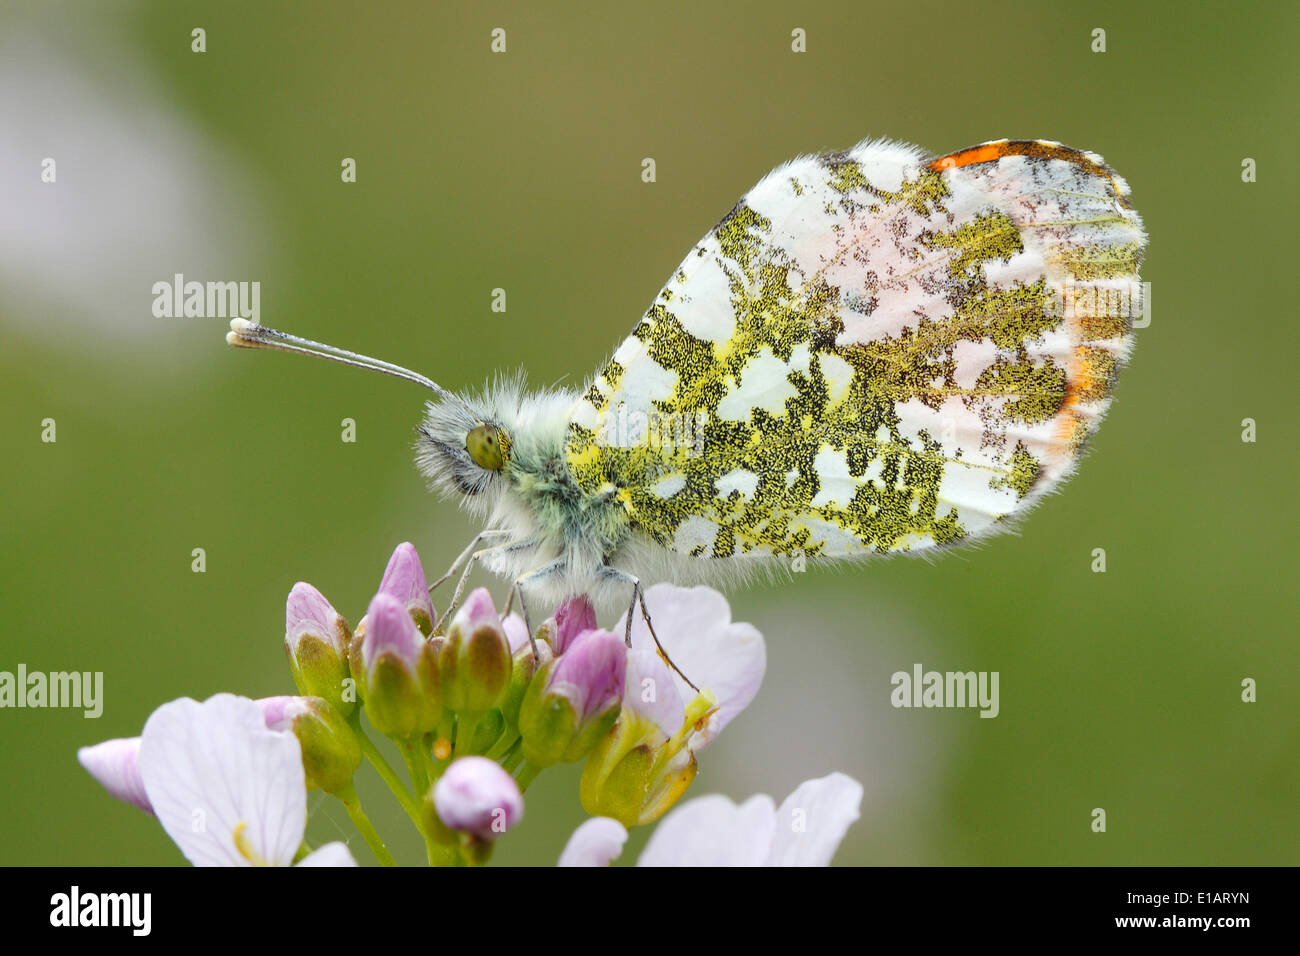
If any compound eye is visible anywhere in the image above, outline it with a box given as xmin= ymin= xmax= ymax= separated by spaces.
xmin=466 ymin=423 xmax=508 ymax=470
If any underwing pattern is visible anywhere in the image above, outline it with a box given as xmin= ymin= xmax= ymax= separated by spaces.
xmin=566 ymin=138 xmax=1145 ymax=559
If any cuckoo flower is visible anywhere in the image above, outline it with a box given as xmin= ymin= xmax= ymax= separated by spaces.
xmin=550 ymin=594 xmax=598 ymax=654
xmin=83 ymin=694 xmax=356 ymax=866
xmin=357 ymin=592 xmax=440 ymax=737
xmin=580 ymin=584 xmax=766 ymax=827
xmin=78 ymin=737 xmax=151 ymax=814
xmin=518 ymin=628 xmax=626 ymax=766
xmin=256 ymin=695 xmax=361 ymax=794
xmin=560 ymin=772 xmax=863 ymax=867
xmin=376 ymin=542 xmax=436 ymax=635
xmin=284 ymin=582 xmax=353 ymax=716
xmin=433 ymin=756 xmax=524 ymax=842
xmin=439 ymin=588 xmax=512 ymax=714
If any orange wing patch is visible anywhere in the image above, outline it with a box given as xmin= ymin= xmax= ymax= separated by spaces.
xmin=930 ymin=139 xmax=1133 ymax=207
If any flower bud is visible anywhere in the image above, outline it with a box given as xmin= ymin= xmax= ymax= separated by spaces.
xmin=438 ymin=589 xmax=512 ymax=714
xmin=257 ymin=695 xmax=362 ymax=794
xmin=77 ymin=737 xmax=152 ymax=814
xmin=519 ymin=629 xmax=626 ymax=767
xmin=550 ymin=594 xmax=597 ymax=654
xmin=377 ymin=542 xmax=436 ymax=636
xmin=357 ymin=593 xmax=440 ymax=737
xmin=432 ymin=756 xmax=523 ymax=842
xmin=500 ymin=634 xmax=553 ymax=733
xmin=284 ymin=582 xmax=354 ymax=718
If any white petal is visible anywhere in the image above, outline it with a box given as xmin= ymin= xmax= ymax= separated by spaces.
xmin=622 ymin=648 xmax=685 ymax=738
xmin=637 ymin=793 xmax=775 ymax=867
xmin=296 ymin=842 xmax=359 ymax=867
xmin=557 ymin=817 xmax=628 ymax=867
xmin=620 ymin=584 xmax=766 ymax=749
xmin=767 ymin=772 xmax=863 ymax=866
xmin=138 ymin=694 xmax=306 ymax=867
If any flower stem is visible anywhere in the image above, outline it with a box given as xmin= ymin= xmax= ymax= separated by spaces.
xmin=515 ymin=761 xmax=542 ymax=792
xmin=454 ymin=712 xmax=482 ymax=757
xmin=499 ymin=739 xmax=524 ymax=774
xmin=350 ymin=715 xmax=423 ymax=831
xmin=335 ymin=783 xmax=398 ymax=867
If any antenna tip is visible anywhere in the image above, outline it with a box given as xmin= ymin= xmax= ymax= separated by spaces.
xmin=230 ymin=317 xmax=257 ymax=335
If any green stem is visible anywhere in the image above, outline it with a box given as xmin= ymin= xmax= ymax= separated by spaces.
xmin=514 ymin=761 xmax=542 ymax=792
xmin=399 ymin=738 xmax=430 ymax=796
xmin=335 ymin=783 xmax=398 ymax=867
xmin=454 ymin=712 xmax=482 ymax=756
xmin=484 ymin=730 xmax=520 ymax=762
xmin=351 ymin=717 xmax=423 ymax=831
xmin=499 ymin=739 xmax=524 ymax=774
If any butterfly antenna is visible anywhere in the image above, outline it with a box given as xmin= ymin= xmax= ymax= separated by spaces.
xmin=226 ymin=319 xmax=471 ymax=412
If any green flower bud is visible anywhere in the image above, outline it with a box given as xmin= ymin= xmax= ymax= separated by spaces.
xmin=258 ymin=696 xmax=361 ymax=794
xmin=358 ymin=594 xmax=441 ymax=737
xmin=519 ymin=629 xmax=626 ymax=767
xmin=284 ymin=583 xmax=354 ymax=718
xmin=439 ymin=589 xmax=512 ymax=714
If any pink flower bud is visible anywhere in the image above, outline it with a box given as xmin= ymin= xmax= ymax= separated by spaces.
xmin=377 ymin=542 xmax=435 ymax=635
xmin=552 ymin=595 xmax=598 ymax=654
xmin=433 ymin=756 xmax=523 ymax=841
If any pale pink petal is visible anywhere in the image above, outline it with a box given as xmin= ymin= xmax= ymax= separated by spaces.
xmin=636 ymin=793 xmax=775 ymax=867
xmin=557 ymin=817 xmax=628 ymax=867
xmin=502 ymin=613 xmax=531 ymax=654
xmin=138 ymin=694 xmax=306 ymax=867
xmin=77 ymin=737 xmax=152 ymax=814
xmin=767 ymin=772 xmax=863 ymax=866
xmin=296 ymin=842 xmax=359 ymax=867
xmin=618 ymin=584 xmax=765 ymax=749
xmin=622 ymin=647 xmax=685 ymax=738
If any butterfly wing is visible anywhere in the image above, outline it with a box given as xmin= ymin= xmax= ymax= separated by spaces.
xmin=566 ymin=138 xmax=1145 ymax=558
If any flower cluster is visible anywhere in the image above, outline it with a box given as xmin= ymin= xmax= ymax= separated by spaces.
xmin=76 ymin=542 xmax=862 ymax=867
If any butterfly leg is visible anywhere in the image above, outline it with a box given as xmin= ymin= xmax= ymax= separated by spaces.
xmin=601 ymin=566 xmax=699 ymax=692
xmin=428 ymin=529 xmax=513 ymax=595
xmin=503 ymin=560 xmax=566 ymax=658
xmin=435 ymin=535 xmax=539 ymax=633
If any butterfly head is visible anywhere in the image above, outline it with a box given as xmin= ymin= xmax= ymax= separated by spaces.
xmin=414 ymin=396 xmax=514 ymax=503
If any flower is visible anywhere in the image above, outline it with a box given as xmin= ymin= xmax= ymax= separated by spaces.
xmin=84 ymin=694 xmax=356 ymax=866
xmin=551 ymin=594 xmax=598 ymax=654
xmin=560 ymin=773 xmax=863 ymax=866
xmin=284 ymin=582 xmax=353 ymax=716
xmin=518 ymin=628 xmax=626 ymax=766
xmin=255 ymin=695 xmax=361 ymax=794
xmin=432 ymin=756 xmax=524 ymax=841
xmin=618 ymin=584 xmax=766 ymax=752
xmin=376 ymin=542 xmax=436 ymax=635
xmin=579 ymin=584 xmax=765 ymax=826
xmin=356 ymin=592 xmax=440 ymax=737
xmin=438 ymin=588 xmax=512 ymax=714
xmin=77 ymin=737 xmax=151 ymax=814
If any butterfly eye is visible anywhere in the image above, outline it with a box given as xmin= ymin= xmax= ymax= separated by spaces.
xmin=466 ymin=423 xmax=509 ymax=470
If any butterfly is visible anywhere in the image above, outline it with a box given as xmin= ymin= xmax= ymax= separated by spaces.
xmin=228 ymin=137 xmax=1146 ymax=670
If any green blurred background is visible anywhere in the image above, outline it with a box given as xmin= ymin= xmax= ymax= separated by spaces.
xmin=1 ymin=0 xmax=1295 ymax=866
